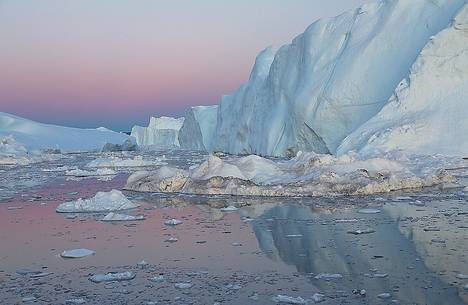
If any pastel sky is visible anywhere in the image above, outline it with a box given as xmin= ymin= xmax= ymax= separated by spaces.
xmin=0 ymin=0 xmax=363 ymax=131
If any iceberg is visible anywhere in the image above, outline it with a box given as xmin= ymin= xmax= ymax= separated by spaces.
xmin=125 ymin=151 xmax=465 ymax=197
xmin=338 ymin=4 xmax=468 ymax=156
xmin=211 ymin=0 xmax=465 ymax=157
xmin=0 ymin=112 xmax=130 ymax=152
xmin=56 ymin=190 xmax=139 ymax=213
xmin=130 ymin=116 xmax=184 ymax=148
xmin=179 ymin=105 xmax=218 ymax=151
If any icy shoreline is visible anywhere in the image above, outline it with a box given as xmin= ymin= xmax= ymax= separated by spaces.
xmin=125 ymin=151 xmax=467 ymax=197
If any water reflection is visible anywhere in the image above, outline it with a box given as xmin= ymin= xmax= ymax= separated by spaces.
xmin=244 ymin=203 xmax=466 ymax=305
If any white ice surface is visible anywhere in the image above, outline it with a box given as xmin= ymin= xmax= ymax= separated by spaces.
xmin=56 ymin=190 xmax=139 ymax=213
xmin=0 ymin=112 xmax=130 ymax=152
xmin=130 ymin=116 xmax=184 ymax=148
xmin=338 ymin=4 xmax=468 ymax=157
xmin=179 ymin=105 xmax=218 ymax=151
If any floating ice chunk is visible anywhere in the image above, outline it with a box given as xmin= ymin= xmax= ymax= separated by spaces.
xmin=65 ymin=168 xmax=116 ymax=177
xmin=56 ymin=190 xmax=139 ymax=213
xmin=164 ymin=237 xmax=178 ymax=243
xmin=347 ymin=229 xmax=376 ymax=235
xmin=87 ymin=156 xmax=159 ymax=168
xmin=174 ymin=282 xmax=192 ymax=289
xmin=29 ymin=272 xmax=52 ymax=278
xmin=335 ymin=218 xmax=359 ymax=223
xmin=311 ymin=293 xmax=325 ymax=303
xmin=431 ymin=237 xmax=446 ymax=243
xmin=220 ymin=206 xmax=238 ymax=212
xmin=137 ymin=260 xmax=149 ymax=269
xmin=377 ymin=293 xmax=392 ymax=299
xmin=271 ymin=295 xmax=307 ymax=304
xmin=358 ymin=208 xmax=381 ymax=214
xmin=225 ymin=283 xmax=242 ymax=290
xmin=164 ymin=219 xmax=183 ymax=226
xmin=22 ymin=296 xmax=36 ymax=303
xmin=314 ymin=273 xmax=343 ymax=281
xmin=148 ymin=275 xmax=165 ymax=283
xmin=374 ymin=273 xmax=389 ymax=278
xmin=456 ymin=273 xmax=468 ymax=279
xmin=89 ymin=271 xmax=136 ymax=283
xmin=61 ymin=248 xmax=95 ymax=258
xmin=286 ymin=234 xmax=303 ymax=238
xmin=101 ymin=212 xmax=144 ymax=222
xmin=66 ymin=299 xmax=86 ymax=304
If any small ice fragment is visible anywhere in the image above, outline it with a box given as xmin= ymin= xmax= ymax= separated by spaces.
xmin=374 ymin=273 xmax=388 ymax=278
xmin=66 ymin=299 xmax=86 ymax=304
xmin=22 ymin=296 xmax=36 ymax=303
xmin=165 ymin=237 xmax=178 ymax=243
xmin=89 ymin=271 xmax=135 ymax=283
xmin=101 ymin=212 xmax=145 ymax=222
xmin=271 ymin=295 xmax=306 ymax=304
xmin=335 ymin=218 xmax=359 ymax=223
xmin=29 ymin=272 xmax=52 ymax=278
xmin=358 ymin=208 xmax=381 ymax=214
xmin=456 ymin=274 xmax=468 ymax=279
xmin=464 ymin=284 xmax=468 ymax=290
xmin=423 ymin=227 xmax=440 ymax=232
xmin=311 ymin=293 xmax=325 ymax=303
xmin=164 ymin=219 xmax=183 ymax=226
xmin=286 ymin=234 xmax=303 ymax=238
xmin=225 ymin=283 xmax=242 ymax=290
xmin=347 ymin=229 xmax=375 ymax=235
xmin=431 ymin=237 xmax=446 ymax=243
xmin=60 ymin=248 xmax=95 ymax=258
xmin=148 ymin=275 xmax=165 ymax=283
xmin=314 ymin=273 xmax=343 ymax=281
xmin=220 ymin=206 xmax=238 ymax=212
xmin=377 ymin=293 xmax=392 ymax=299
xmin=66 ymin=214 xmax=77 ymax=219
xmin=174 ymin=282 xmax=192 ymax=289
xmin=137 ymin=260 xmax=149 ymax=269
xmin=231 ymin=242 xmax=242 ymax=246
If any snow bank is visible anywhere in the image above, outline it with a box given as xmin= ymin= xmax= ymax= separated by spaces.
xmin=211 ymin=0 xmax=465 ymax=156
xmin=338 ymin=4 xmax=468 ymax=157
xmin=179 ymin=105 xmax=218 ymax=151
xmin=130 ymin=116 xmax=184 ymax=148
xmin=0 ymin=112 xmax=130 ymax=152
xmin=56 ymin=190 xmax=139 ymax=213
xmin=125 ymin=152 xmax=465 ymax=197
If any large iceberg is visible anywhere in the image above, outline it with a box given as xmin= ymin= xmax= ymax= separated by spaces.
xmin=179 ymin=105 xmax=218 ymax=151
xmin=338 ymin=4 xmax=468 ymax=157
xmin=130 ymin=116 xmax=184 ymax=148
xmin=0 ymin=112 xmax=130 ymax=153
xmin=212 ymin=0 xmax=466 ymax=157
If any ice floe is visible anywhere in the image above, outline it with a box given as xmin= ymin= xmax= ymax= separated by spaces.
xmin=60 ymin=248 xmax=95 ymax=258
xmin=101 ymin=212 xmax=145 ymax=222
xmin=56 ymin=190 xmax=139 ymax=213
xmin=89 ymin=271 xmax=136 ymax=283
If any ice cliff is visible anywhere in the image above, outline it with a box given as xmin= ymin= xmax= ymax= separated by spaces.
xmin=130 ymin=116 xmax=184 ymax=148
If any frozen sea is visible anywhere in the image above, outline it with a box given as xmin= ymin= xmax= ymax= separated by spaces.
xmin=0 ymin=150 xmax=467 ymax=305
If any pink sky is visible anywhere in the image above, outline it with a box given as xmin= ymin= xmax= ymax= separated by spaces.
xmin=0 ymin=0 xmax=362 ymax=130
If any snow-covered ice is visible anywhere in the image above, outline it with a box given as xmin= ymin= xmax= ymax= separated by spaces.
xmin=56 ymin=190 xmax=139 ymax=213
xmin=0 ymin=112 xmax=130 ymax=153
xmin=65 ymin=168 xmax=117 ymax=177
xmin=271 ymin=295 xmax=307 ymax=304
